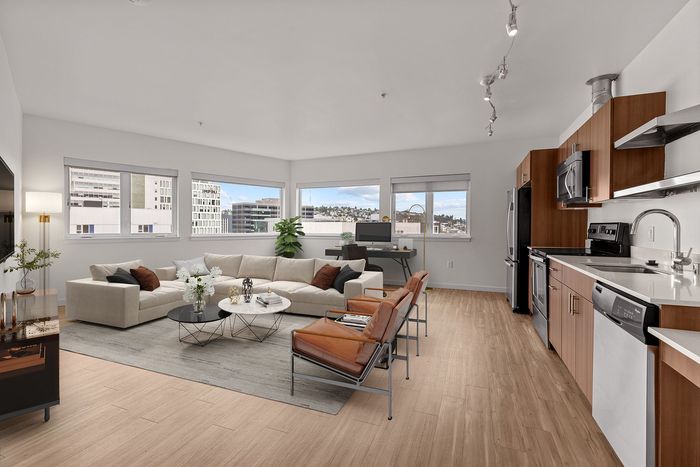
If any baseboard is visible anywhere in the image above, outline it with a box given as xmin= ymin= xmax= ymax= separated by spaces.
xmin=384 ymin=280 xmax=506 ymax=293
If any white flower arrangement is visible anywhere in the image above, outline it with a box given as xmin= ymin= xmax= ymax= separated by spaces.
xmin=177 ymin=266 xmax=222 ymax=304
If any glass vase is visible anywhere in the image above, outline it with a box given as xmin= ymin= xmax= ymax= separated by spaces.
xmin=16 ymin=274 xmax=36 ymax=295
xmin=193 ymin=296 xmax=206 ymax=313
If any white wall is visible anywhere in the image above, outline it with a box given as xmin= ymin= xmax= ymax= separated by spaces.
xmin=0 ymin=32 xmax=22 ymax=293
xmin=290 ymin=137 xmax=556 ymax=291
xmin=22 ymin=115 xmax=290 ymax=302
xmin=561 ymin=0 xmax=700 ymax=261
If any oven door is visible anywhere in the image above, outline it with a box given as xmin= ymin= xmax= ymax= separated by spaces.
xmin=530 ymin=255 xmax=548 ymax=317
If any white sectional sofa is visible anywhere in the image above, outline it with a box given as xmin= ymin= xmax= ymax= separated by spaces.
xmin=65 ymin=254 xmax=383 ymax=328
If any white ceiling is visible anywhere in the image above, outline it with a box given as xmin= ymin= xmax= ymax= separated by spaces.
xmin=0 ymin=0 xmax=689 ymax=160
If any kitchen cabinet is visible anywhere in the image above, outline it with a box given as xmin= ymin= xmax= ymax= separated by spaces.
xmin=516 ymin=152 xmax=531 ymax=189
xmin=558 ymin=92 xmax=666 ymax=206
xmin=551 ymin=261 xmax=595 ymax=404
xmin=548 ymin=277 xmax=562 ymax=353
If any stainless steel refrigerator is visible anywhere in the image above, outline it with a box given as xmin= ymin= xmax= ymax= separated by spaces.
xmin=505 ymin=187 xmax=530 ymax=313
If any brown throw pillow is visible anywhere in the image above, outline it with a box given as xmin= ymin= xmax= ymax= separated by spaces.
xmin=130 ymin=266 xmax=160 ymax=291
xmin=310 ymin=264 xmax=341 ymax=290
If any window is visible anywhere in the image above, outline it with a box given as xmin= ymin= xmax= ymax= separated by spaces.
xmin=297 ymin=182 xmax=380 ymax=235
xmin=191 ymin=173 xmax=284 ymax=235
xmin=65 ymin=158 xmax=178 ymax=238
xmin=392 ymin=174 xmax=470 ymax=237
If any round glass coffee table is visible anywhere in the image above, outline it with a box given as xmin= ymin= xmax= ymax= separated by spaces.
xmin=218 ymin=295 xmax=291 ymax=342
xmin=167 ymin=304 xmax=232 ymax=347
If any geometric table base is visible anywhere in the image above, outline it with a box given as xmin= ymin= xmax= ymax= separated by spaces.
xmin=230 ymin=313 xmax=284 ymax=343
xmin=178 ymin=319 xmax=227 ymax=347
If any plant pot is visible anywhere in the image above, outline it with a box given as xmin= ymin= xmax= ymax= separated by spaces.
xmin=16 ymin=275 xmax=36 ymax=295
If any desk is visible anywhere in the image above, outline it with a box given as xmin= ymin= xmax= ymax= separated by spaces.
xmin=324 ymin=248 xmax=417 ymax=281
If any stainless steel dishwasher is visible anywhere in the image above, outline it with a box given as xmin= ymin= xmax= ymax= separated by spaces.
xmin=591 ymin=282 xmax=659 ymax=467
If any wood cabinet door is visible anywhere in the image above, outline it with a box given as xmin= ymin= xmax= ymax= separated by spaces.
xmin=589 ymin=103 xmax=612 ymax=202
xmin=574 ymin=295 xmax=594 ymax=403
xmin=516 ymin=161 xmax=523 ymax=189
xmin=560 ymin=285 xmax=576 ymax=375
xmin=548 ymin=278 xmax=563 ymax=353
xmin=517 ymin=153 xmax=531 ymax=188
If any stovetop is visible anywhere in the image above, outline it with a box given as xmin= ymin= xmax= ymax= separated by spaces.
xmin=530 ymin=247 xmax=628 ymax=258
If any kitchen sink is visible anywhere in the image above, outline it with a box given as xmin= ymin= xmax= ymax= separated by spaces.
xmin=588 ymin=264 xmax=670 ymax=275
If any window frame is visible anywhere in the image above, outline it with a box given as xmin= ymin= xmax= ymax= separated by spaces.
xmin=64 ymin=158 xmax=179 ymax=240
xmin=391 ymin=175 xmax=471 ymax=239
xmin=190 ymin=172 xmax=286 ymax=238
xmin=295 ymin=179 xmax=382 ymax=237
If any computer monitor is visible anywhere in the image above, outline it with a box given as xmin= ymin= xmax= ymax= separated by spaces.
xmin=355 ymin=222 xmax=392 ymax=243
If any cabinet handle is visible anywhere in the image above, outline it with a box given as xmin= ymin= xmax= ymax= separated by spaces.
xmin=571 ymin=295 xmax=578 ymax=314
xmin=568 ymin=293 xmax=573 ymax=314
xmin=548 ymin=285 xmax=557 ymax=290
xmin=549 ymin=267 xmax=558 ymax=272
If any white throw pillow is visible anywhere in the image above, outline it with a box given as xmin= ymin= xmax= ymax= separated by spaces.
xmin=204 ymin=253 xmax=242 ymax=277
xmin=238 ymin=255 xmax=278 ymax=280
xmin=273 ymin=257 xmax=315 ymax=284
xmin=173 ymin=257 xmax=210 ymax=276
xmin=90 ymin=259 xmax=144 ymax=282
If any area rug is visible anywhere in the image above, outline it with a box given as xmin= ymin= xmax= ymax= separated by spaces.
xmin=59 ymin=313 xmax=353 ymax=415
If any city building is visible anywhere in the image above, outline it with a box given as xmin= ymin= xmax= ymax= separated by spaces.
xmin=191 ymin=180 xmax=221 ymax=235
xmin=68 ymin=167 xmax=121 ymax=234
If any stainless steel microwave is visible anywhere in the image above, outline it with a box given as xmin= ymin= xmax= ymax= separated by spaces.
xmin=556 ymin=150 xmax=590 ymax=203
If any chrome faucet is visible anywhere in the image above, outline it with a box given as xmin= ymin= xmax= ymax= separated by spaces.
xmin=630 ymin=209 xmax=693 ymax=272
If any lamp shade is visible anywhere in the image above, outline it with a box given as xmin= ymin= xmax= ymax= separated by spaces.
xmin=26 ymin=192 xmax=63 ymax=214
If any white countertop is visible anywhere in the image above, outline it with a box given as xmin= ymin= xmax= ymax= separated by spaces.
xmin=548 ymin=255 xmax=700 ymax=307
xmin=649 ymin=327 xmax=700 ymax=365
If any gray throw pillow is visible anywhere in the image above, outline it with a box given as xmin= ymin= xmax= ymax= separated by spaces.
xmin=106 ymin=268 xmax=140 ymax=285
xmin=173 ymin=257 xmax=210 ymax=276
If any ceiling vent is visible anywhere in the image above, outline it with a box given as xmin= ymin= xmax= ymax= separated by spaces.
xmin=585 ymin=74 xmax=619 ymax=114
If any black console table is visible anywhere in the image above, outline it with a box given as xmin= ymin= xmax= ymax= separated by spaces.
xmin=325 ymin=247 xmax=417 ymax=280
xmin=0 ymin=290 xmax=59 ymax=423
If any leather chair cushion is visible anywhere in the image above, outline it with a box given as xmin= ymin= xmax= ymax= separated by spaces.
xmin=293 ymin=318 xmax=375 ymax=377
xmin=346 ymin=299 xmax=380 ymax=314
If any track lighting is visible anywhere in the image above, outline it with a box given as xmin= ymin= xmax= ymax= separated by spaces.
xmin=506 ymin=0 xmax=518 ymax=37
xmin=483 ymin=85 xmax=492 ymax=102
xmin=487 ymin=123 xmax=494 ymax=137
xmin=489 ymin=102 xmax=497 ymax=123
xmin=497 ymin=57 xmax=508 ymax=80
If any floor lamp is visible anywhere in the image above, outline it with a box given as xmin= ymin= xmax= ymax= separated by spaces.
xmin=25 ymin=192 xmax=62 ymax=292
xmin=406 ymin=204 xmax=427 ymax=272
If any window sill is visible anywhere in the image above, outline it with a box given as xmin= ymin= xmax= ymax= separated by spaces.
xmin=398 ymin=235 xmax=472 ymax=243
xmin=190 ymin=234 xmax=277 ymax=240
xmin=64 ymin=235 xmax=181 ymax=243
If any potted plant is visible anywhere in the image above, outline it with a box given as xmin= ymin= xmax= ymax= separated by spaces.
xmin=340 ymin=231 xmax=353 ymax=246
xmin=273 ymin=216 xmax=305 ymax=258
xmin=3 ymin=240 xmax=61 ymax=294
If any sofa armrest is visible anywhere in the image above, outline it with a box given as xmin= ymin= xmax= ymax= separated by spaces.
xmin=155 ymin=266 xmax=177 ymax=281
xmin=344 ymin=271 xmax=383 ymax=300
xmin=66 ymin=278 xmax=141 ymax=328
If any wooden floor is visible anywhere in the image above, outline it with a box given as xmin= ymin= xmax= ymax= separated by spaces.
xmin=0 ymin=289 xmax=619 ymax=466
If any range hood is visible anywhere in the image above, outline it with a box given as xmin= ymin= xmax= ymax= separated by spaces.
xmin=614 ymin=171 xmax=700 ymax=199
xmin=614 ymin=103 xmax=700 ymax=149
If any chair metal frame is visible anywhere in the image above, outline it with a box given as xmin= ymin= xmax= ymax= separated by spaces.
xmin=290 ymin=302 xmax=412 ymax=420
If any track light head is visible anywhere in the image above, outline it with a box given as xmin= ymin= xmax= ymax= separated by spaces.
xmin=497 ymin=58 xmax=508 ymax=80
xmin=506 ymin=4 xmax=518 ymax=37
xmin=487 ymin=124 xmax=494 ymax=137
xmin=483 ymin=85 xmax=492 ymax=101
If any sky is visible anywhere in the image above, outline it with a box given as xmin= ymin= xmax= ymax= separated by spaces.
xmin=218 ymin=182 xmax=282 ymax=209
xmin=300 ymin=185 xmax=380 ymax=209
xmin=396 ymin=191 xmax=467 ymax=220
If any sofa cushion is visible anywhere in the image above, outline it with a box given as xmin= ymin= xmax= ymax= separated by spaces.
xmin=159 ymin=280 xmax=186 ymax=290
xmin=265 ymin=281 xmax=309 ymax=299
xmin=313 ymin=258 xmax=365 ymax=275
xmin=332 ymin=265 xmax=362 ymax=293
xmin=90 ymin=259 xmax=144 ymax=282
xmin=273 ymin=257 xmax=315 ymax=284
xmin=214 ymin=277 xmax=271 ymax=296
xmin=293 ymin=285 xmax=346 ymax=308
xmin=204 ymin=253 xmax=243 ymax=278
xmin=173 ymin=256 xmax=209 ymax=276
xmin=310 ymin=264 xmax=341 ymax=290
xmin=139 ymin=287 xmax=183 ymax=310
xmin=130 ymin=266 xmax=161 ymax=292
xmin=106 ymin=268 xmax=140 ymax=286
xmin=238 ymin=255 xmax=277 ymax=280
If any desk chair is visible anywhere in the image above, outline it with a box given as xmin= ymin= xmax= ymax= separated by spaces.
xmin=342 ymin=244 xmax=383 ymax=272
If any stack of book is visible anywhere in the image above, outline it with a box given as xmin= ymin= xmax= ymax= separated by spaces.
xmin=338 ymin=313 xmax=371 ymax=328
xmin=256 ymin=292 xmax=283 ymax=307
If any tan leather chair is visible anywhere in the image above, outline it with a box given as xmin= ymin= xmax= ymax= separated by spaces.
xmin=291 ymin=288 xmax=413 ymax=420
xmin=346 ymin=271 xmax=429 ymax=356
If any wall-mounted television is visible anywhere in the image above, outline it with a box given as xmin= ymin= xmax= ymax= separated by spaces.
xmin=0 ymin=156 xmax=14 ymax=263
xmin=355 ymin=222 xmax=392 ymax=243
